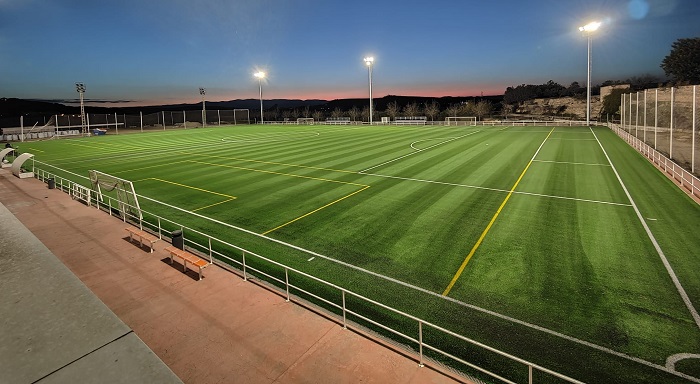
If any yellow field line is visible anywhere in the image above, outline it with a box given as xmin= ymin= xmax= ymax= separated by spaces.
xmin=187 ymin=153 xmax=358 ymax=174
xmin=262 ymin=185 xmax=370 ymax=235
xmin=442 ymin=128 xmax=555 ymax=296
xmin=187 ymin=160 xmax=365 ymax=187
xmin=193 ymin=198 xmax=236 ymax=212
xmin=142 ymin=177 xmax=237 ymax=199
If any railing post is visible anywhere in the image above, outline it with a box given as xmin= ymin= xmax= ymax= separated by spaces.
xmin=285 ymin=268 xmax=290 ymax=302
xmin=242 ymin=251 xmax=247 ymax=281
xmin=418 ymin=321 xmax=425 ymax=367
xmin=157 ymin=217 xmax=162 ymax=239
xmin=108 ymin=198 xmax=112 ymax=217
xmin=529 ymin=365 xmax=533 ymax=384
xmin=341 ymin=290 xmax=347 ymax=329
xmin=208 ymin=237 xmax=213 ymax=263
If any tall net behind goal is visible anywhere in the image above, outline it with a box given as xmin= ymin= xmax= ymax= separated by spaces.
xmin=445 ymin=116 xmax=477 ymax=126
xmin=89 ymin=170 xmax=142 ymax=220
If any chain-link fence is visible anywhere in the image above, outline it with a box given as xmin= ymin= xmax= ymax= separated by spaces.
xmin=1 ymin=109 xmax=252 ymax=141
xmin=621 ymin=85 xmax=699 ymax=177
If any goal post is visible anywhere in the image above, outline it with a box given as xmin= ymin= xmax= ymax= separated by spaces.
xmin=445 ymin=116 xmax=477 ymax=126
xmin=233 ymin=109 xmax=250 ymax=125
xmin=88 ymin=170 xmax=142 ymax=220
xmin=297 ymin=117 xmax=314 ymax=125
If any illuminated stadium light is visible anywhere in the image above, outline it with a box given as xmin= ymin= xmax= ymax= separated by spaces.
xmin=579 ymin=21 xmax=602 ymax=126
xmin=254 ymin=72 xmax=266 ymax=124
xmin=75 ymin=83 xmax=86 ymax=134
xmin=363 ymin=57 xmax=374 ymax=124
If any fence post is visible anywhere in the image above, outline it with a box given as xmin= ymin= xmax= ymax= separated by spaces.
xmin=670 ymin=87 xmax=674 ymax=159
xmin=529 ymin=365 xmax=534 ymax=384
xmin=140 ymin=111 xmax=143 ymax=132
xmin=218 ymin=110 xmax=221 ymax=126
xmin=157 ymin=217 xmax=162 ymax=239
xmin=341 ymin=290 xmax=347 ymax=329
xmin=635 ymin=91 xmax=639 ymax=137
xmin=208 ymin=237 xmax=213 ymax=263
xmin=285 ymin=268 xmax=290 ymax=302
xmin=693 ymin=85 xmax=696 ymax=174
xmin=162 ymin=111 xmax=166 ymax=130
xmin=418 ymin=321 xmax=424 ymax=367
xmin=242 ymin=251 xmax=247 ymax=281
xmin=643 ymin=90 xmax=647 ymax=144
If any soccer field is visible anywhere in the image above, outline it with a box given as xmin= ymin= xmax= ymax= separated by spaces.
xmin=22 ymin=124 xmax=700 ymax=383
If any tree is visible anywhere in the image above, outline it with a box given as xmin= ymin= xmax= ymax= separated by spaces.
xmin=402 ymin=103 xmax=421 ymax=117
xmin=348 ymin=106 xmax=360 ymax=122
xmin=661 ymin=37 xmax=700 ymax=83
xmin=601 ymin=88 xmax=626 ymax=119
xmin=385 ymin=101 xmax=400 ymax=120
xmin=330 ymin=107 xmax=344 ymax=119
xmin=445 ymin=104 xmax=461 ymax=117
xmin=303 ymin=105 xmax=311 ymax=118
xmin=424 ymin=101 xmax=440 ymax=121
xmin=474 ymin=100 xmax=492 ymax=121
xmin=312 ymin=110 xmax=324 ymax=122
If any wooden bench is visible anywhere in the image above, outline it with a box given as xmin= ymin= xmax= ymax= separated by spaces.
xmin=125 ymin=227 xmax=160 ymax=253
xmin=164 ymin=246 xmax=209 ymax=280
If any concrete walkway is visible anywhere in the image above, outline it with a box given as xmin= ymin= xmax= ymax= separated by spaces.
xmin=0 ymin=171 xmax=469 ymax=384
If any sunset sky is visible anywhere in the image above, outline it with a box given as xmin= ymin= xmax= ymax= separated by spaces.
xmin=1 ymin=0 xmax=699 ymax=106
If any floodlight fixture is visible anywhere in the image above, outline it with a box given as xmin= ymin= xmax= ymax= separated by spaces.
xmin=199 ymin=87 xmax=207 ymax=126
xmin=75 ymin=83 xmax=87 ymax=134
xmin=579 ymin=21 xmax=602 ymax=126
xmin=363 ymin=57 xmax=374 ymax=124
xmin=254 ymin=72 xmax=266 ymax=124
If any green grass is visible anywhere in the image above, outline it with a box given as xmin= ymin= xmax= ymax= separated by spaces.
xmin=21 ymin=124 xmax=700 ymax=383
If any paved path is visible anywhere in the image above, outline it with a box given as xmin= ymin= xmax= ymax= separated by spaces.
xmin=0 ymin=171 xmax=469 ymax=384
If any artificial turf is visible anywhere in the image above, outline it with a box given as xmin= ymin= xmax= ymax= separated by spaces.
xmin=19 ymin=124 xmax=700 ymax=383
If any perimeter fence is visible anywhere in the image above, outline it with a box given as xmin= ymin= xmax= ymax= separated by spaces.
xmin=620 ymin=85 xmax=699 ymax=177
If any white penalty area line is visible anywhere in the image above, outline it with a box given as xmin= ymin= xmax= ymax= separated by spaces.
xmin=358 ymin=130 xmax=481 ymax=173
xmin=360 ymin=172 xmax=632 ymax=207
xmin=589 ymin=127 xmax=700 ymax=331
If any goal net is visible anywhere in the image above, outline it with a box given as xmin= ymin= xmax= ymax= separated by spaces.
xmin=297 ymin=117 xmax=314 ymax=125
xmin=233 ymin=109 xmax=250 ymax=125
xmin=445 ymin=116 xmax=477 ymax=126
xmin=89 ymin=170 xmax=142 ymax=220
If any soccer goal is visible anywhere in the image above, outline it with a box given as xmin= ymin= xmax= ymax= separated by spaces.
xmin=445 ymin=116 xmax=477 ymax=126
xmin=233 ymin=109 xmax=250 ymax=125
xmin=297 ymin=117 xmax=315 ymax=125
xmin=89 ymin=170 xmax=142 ymax=220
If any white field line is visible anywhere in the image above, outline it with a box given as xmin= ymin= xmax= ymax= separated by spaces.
xmin=547 ymin=138 xmax=598 ymax=141
xmin=532 ymin=159 xmax=612 ymax=167
xmin=360 ymin=172 xmax=632 ymax=207
xmin=589 ymin=127 xmax=700 ymax=330
xmin=358 ymin=131 xmax=481 ymax=173
xmin=410 ymin=137 xmax=457 ymax=151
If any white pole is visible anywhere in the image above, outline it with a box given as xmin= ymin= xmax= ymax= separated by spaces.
xmin=183 ymin=111 xmax=187 ymax=129
xmin=586 ymin=35 xmax=591 ymax=126
xmin=20 ymin=116 xmax=24 ymax=142
xmin=655 ymin=89 xmax=658 ymax=149
xmin=643 ymin=90 xmax=647 ymax=143
xmin=55 ymin=114 xmax=58 ymax=137
xmin=621 ymin=94 xmax=625 ymax=130
xmin=115 ymin=112 xmax=119 ymax=134
xmin=670 ymin=87 xmax=674 ymax=159
xmin=368 ymin=63 xmax=374 ymax=125
xmin=218 ymin=109 xmax=221 ymax=126
xmin=162 ymin=111 xmax=166 ymax=130
xmin=140 ymin=111 xmax=143 ymax=132
xmin=87 ymin=114 xmax=91 ymax=131
xmin=635 ymin=91 xmax=639 ymax=137
xmin=693 ymin=85 xmax=696 ymax=174
xmin=259 ymin=79 xmax=264 ymax=124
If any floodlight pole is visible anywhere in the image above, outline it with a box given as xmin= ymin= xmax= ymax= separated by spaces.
xmin=76 ymin=83 xmax=86 ymax=134
xmin=254 ymin=72 xmax=266 ymax=124
xmin=579 ymin=21 xmax=601 ymax=126
xmin=199 ymin=87 xmax=206 ymax=127
xmin=364 ymin=57 xmax=374 ymax=124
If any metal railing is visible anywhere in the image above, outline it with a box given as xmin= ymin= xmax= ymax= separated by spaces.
xmin=610 ymin=124 xmax=700 ymax=201
xmin=31 ymin=163 xmax=583 ymax=384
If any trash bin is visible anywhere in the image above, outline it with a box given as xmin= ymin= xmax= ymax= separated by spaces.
xmin=47 ymin=178 xmax=55 ymax=189
xmin=171 ymin=230 xmax=184 ymax=250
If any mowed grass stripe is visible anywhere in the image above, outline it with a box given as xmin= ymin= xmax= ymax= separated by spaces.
xmin=442 ymin=127 xmax=556 ymax=296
